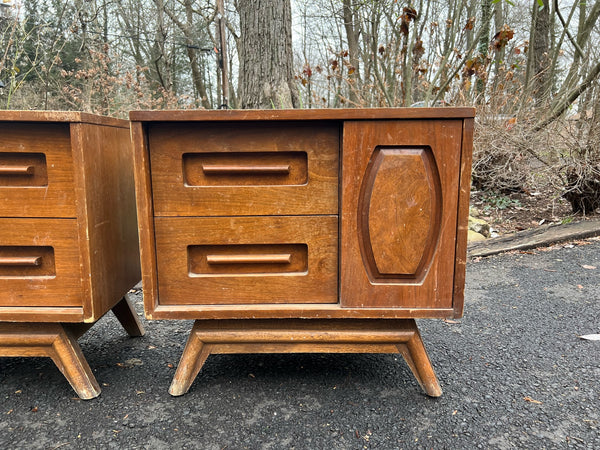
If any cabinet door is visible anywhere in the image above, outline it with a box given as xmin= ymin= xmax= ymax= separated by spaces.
xmin=341 ymin=120 xmax=464 ymax=309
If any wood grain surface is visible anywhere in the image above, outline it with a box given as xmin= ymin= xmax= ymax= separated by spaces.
xmin=148 ymin=122 xmax=339 ymax=216
xmin=0 ymin=123 xmax=76 ymax=217
xmin=154 ymin=216 xmax=338 ymax=305
xmin=341 ymin=120 xmax=463 ymax=309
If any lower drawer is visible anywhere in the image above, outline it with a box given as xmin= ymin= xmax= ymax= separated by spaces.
xmin=0 ymin=218 xmax=83 ymax=307
xmin=154 ymin=216 xmax=338 ymax=305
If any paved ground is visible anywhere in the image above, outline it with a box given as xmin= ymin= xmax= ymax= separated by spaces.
xmin=1 ymin=238 xmax=599 ymax=449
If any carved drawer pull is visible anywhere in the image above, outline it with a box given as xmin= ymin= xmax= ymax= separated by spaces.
xmin=206 ymin=254 xmax=292 ymax=265
xmin=201 ymin=164 xmax=290 ymax=175
xmin=0 ymin=256 xmax=42 ymax=266
xmin=0 ymin=165 xmax=35 ymax=176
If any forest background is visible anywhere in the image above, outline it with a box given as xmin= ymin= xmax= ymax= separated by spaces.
xmin=1 ymin=0 xmax=600 ymax=230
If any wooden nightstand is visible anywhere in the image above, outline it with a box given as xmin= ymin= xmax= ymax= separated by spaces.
xmin=0 ymin=111 xmax=144 ymax=399
xmin=130 ymin=108 xmax=474 ymax=397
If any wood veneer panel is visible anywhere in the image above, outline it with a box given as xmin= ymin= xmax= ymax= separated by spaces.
xmin=0 ymin=123 xmax=76 ymax=217
xmin=341 ymin=120 xmax=463 ymax=309
xmin=452 ymin=118 xmax=475 ymax=318
xmin=154 ymin=216 xmax=338 ymax=305
xmin=130 ymin=122 xmax=160 ymax=318
xmin=148 ymin=122 xmax=339 ymax=216
xmin=70 ymin=123 xmax=141 ymax=322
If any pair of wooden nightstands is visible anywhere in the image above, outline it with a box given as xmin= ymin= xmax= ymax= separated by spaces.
xmin=1 ymin=108 xmax=474 ymax=399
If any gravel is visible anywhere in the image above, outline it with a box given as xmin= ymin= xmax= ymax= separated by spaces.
xmin=1 ymin=239 xmax=599 ymax=449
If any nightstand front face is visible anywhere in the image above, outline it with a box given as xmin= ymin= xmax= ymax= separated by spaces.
xmin=0 ymin=123 xmax=76 ymax=218
xmin=132 ymin=109 xmax=474 ymax=319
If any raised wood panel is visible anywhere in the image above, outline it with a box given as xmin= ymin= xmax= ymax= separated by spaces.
xmin=0 ymin=123 xmax=76 ymax=217
xmin=360 ymin=147 xmax=441 ymax=281
xmin=154 ymin=216 xmax=338 ymax=305
xmin=341 ymin=120 xmax=463 ymax=309
xmin=71 ymin=123 xmax=141 ymax=322
xmin=148 ymin=122 xmax=339 ymax=216
xmin=0 ymin=218 xmax=83 ymax=308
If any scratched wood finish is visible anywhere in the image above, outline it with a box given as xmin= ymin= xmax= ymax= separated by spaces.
xmin=0 ymin=123 xmax=76 ymax=217
xmin=130 ymin=107 xmax=475 ymax=122
xmin=70 ymin=123 xmax=141 ymax=321
xmin=149 ymin=122 xmax=339 ymax=216
xmin=154 ymin=216 xmax=338 ymax=304
xmin=341 ymin=120 xmax=463 ymax=309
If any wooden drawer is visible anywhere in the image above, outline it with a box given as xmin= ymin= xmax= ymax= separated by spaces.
xmin=148 ymin=122 xmax=339 ymax=216
xmin=0 ymin=218 xmax=82 ymax=307
xmin=0 ymin=123 xmax=76 ymax=217
xmin=154 ymin=216 xmax=338 ymax=305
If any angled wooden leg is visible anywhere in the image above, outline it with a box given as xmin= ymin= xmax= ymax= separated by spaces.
xmin=396 ymin=321 xmax=442 ymax=397
xmin=49 ymin=326 xmax=101 ymax=400
xmin=169 ymin=321 xmax=213 ymax=396
xmin=0 ymin=323 xmax=101 ymax=400
xmin=111 ymin=294 xmax=145 ymax=337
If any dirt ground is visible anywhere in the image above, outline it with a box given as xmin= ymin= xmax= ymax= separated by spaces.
xmin=470 ymin=188 xmax=599 ymax=236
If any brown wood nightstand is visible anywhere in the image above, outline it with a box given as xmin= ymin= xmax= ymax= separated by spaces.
xmin=0 ymin=111 xmax=144 ymax=399
xmin=130 ymin=108 xmax=474 ymax=397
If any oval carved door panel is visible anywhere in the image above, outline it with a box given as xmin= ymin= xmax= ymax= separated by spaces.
xmin=359 ymin=147 xmax=441 ymax=283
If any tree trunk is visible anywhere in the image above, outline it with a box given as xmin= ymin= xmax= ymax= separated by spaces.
xmin=532 ymin=0 xmax=551 ymax=103
xmin=342 ymin=0 xmax=361 ymax=106
xmin=237 ymin=0 xmax=298 ymax=109
xmin=476 ymin=0 xmax=492 ymax=101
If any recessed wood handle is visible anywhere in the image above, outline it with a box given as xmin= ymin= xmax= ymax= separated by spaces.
xmin=202 ymin=164 xmax=290 ymax=175
xmin=0 ymin=165 xmax=35 ymax=176
xmin=206 ymin=254 xmax=292 ymax=265
xmin=0 ymin=256 xmax=42 ymax=266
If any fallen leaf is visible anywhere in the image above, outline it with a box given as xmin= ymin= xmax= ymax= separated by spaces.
xmin=30 ymin=406 xmax=39 ymax=412
xmin=582 ymin=265 xmax=596 ymax=270
xmin=523 ymin=396 xmax=542 ymax=404
xmin=167 ymin=363 xmax=174 ymax=369
xmin=579 ymin=334 xmax=600 ymax=341
xmin=125 ymin=358 xmax=143 ymax=366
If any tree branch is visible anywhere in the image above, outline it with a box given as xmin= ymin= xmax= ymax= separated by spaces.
xmin=535 ymin=59 xmax=600 ymax=130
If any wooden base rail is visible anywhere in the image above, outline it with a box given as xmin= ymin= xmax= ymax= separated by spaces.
xmin=0 ymin=295 xmax=144 ymax=400
xmin=169 ymin=318 xmax=442 ymax=397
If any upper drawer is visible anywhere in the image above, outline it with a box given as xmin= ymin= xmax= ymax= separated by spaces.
xmin=147 ymin=122 xmax=339 ymax=216
xmin=0 ymin=123 xmax=76 ymax=217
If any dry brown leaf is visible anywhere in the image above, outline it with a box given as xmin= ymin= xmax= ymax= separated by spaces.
xmin=523 ymin=396 xmax=542 ymax=404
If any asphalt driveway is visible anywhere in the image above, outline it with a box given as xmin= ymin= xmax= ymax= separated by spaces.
xmin=1 ymin=238 xmax=599 ymax=449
